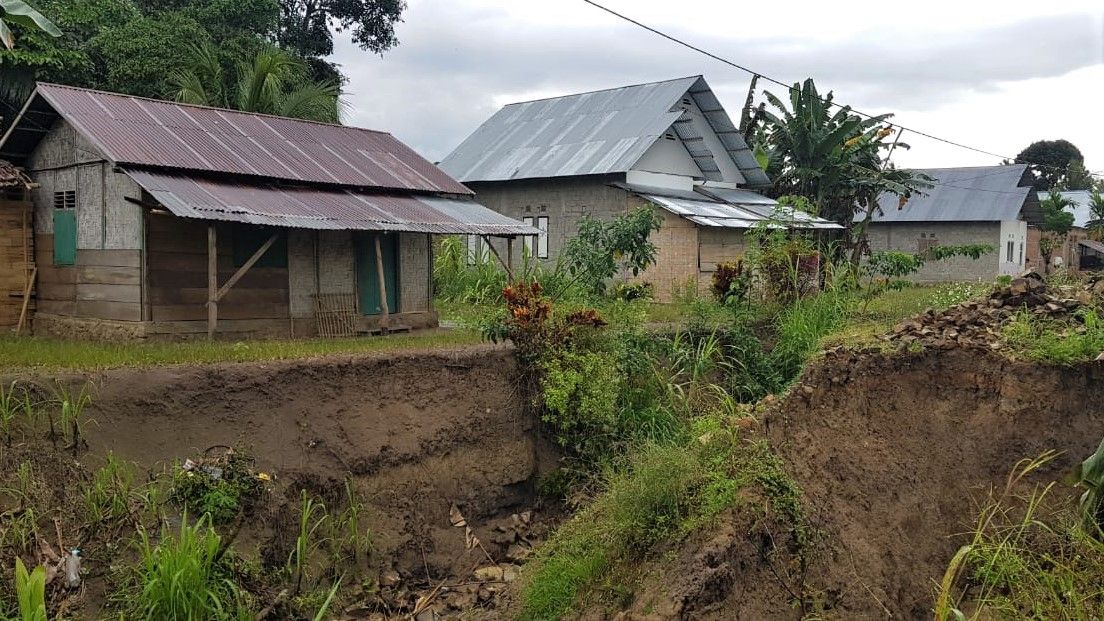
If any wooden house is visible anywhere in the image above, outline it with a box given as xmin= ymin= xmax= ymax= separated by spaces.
xmin=0 ymin=159 xmax=34 ymax=331
xmin=0 ymin=83 xmax=535 ymax=340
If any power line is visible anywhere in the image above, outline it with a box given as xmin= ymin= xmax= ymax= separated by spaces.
xmin=581 ymin=0 xmax=1104 ymax=180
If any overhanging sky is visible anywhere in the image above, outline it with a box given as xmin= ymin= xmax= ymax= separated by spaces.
xmin=332 ymin=0 xmax=1104 ymax=174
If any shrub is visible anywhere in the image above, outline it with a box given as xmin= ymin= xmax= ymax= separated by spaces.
xmin=127 ymin=515 xmax=251 ymax=620
xmin=1002 ymin=308 xmax=1104 ymax=365
xmin=610 ymin=281 xmax=653 ymax=301
xmin=541 ymin=348 xmax=624 ymax=461
xmin=169 ymin=452 xmax=264 ymax=524
xmin=710 ymin=260 xmax=752 ymax=306
xmin=562 ymin=207 xmax=662 ymax=297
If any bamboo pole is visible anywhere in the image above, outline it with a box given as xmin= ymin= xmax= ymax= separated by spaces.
xmin=207 ymin=224 xmax=217 ymax=339
xmin=374 ymin=234 xmax=390 ymax=333
xmin=506 ymin=236 xmax=514 ymax=282
xmin=15 ymin=267 xmax=36 ymax=335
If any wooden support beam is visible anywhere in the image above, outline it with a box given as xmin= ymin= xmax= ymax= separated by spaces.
xmin=481 ymin=235 xmax=514 ymax=281
xmin=214 ymin=233 xmax=278 ymax=302
xmin=374 ymin=234 xmax=390 ymax=333
xmin=207 ymin=225 xmax=217 ymax=339
xmin=14 ymin=267 xmax=36 ymax=336
xmin=506 ymin=236 xmax=514 ymax=282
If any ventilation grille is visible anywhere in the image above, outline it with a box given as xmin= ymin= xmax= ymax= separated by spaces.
xmin=53 ymin=190 xmax=76 ymax=210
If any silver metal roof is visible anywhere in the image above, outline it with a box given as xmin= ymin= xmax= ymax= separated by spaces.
xmin=126 ymin=169 xmax=539 ymax=235
xmin=620 ymin=182 xmax=841 ymax=230
xmin=439 ymin=76 xmax=769 ymax=187
xmin=866 ymin=165 xmax=1033 ymax=223
xmin=1038 ymin=190 xmax=1094 ymax=228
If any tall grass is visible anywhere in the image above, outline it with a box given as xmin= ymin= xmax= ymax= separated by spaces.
xmin=769 ymin=291 xmax=849 ymax=384
xmin=1003 ymin=308 xmax=1104 ymax=365
xmin=129 ymin=515 xmax=250 ymax=621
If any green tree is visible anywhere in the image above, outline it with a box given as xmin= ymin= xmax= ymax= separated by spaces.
xmin=753 ymin=78 xmax=930 ymax=263
xmin=1038 ymin=189 xmax=1076 ymax=272
xmin=1086 ymin=191 xmax=1104 ymax=240
xmin=1015 ymin=139 xmax=1084 ymax=190
xmin=1057 ymin=158 xmax=1096 ymax=191
xmin=0 ymin=0 xmax=59 ymax=49
xmin=277 ymin=0 xmax=405 ymax=81
xmin=171 ymin=43 xmax=342 ymax=122
xmin=562 ymin=207 xmax=663 ymax=297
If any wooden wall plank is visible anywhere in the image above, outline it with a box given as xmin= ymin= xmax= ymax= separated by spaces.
xmin=37 ymin=283 xmax=76 ymax=301
xmin=72 ymin=300 xmax=141 ymax=321
xmin=76 ymin=249 xmax=141 ymax=268
xmin=151 ymin=303 xmax=287 ymax=321
xmin=78 ymin=265 xmax=141 ymax=286
xmin=75 ymin=283 xmax=141 ymax=303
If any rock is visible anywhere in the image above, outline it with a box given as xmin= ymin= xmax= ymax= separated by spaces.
xmin=505 ymin=544 xmax=531 ymax=563
xmin=474 ymin=566 xmax=504 ymax=582
xmin=1010 ymin=278 xmax=1030 ymax=295
xmin=379 ymin=569 xmax=402 ymax=588
xmin=414 ymin=610 xmax=437 ymax=621
xmin=1093 ymin=280 xmax=1104 ymax=296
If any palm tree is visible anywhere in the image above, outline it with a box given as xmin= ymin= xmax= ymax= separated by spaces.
xmin=0 ymin=0 xmax=59 ymax=49
xmin=1086 ymin=191 xmax=1104 ymax=241
xmin=170 ymin=43 xmax=342 ymax=124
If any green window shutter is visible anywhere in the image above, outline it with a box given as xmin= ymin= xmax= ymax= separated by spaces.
xmin=52 ymin=191 xmax=77 ymax=266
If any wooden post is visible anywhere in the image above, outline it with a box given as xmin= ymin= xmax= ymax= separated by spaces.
xmin=15 ymin=267 xmax=36 ymax=335
xmin=506 ymin=236 xmax=514 ymax=282
xmin=481 ymin=235 xmax=514 ymax=280
xmin=374 ymin=234 xmax=390 ymax=333
xmin=214 ymin=233 xmax=278 ymax=302
xmin=207 ymin=224 xmax=217 ymax=339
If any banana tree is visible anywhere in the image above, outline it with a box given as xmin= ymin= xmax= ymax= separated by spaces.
xmin=0 ymin=0 xmax=60 ymax=49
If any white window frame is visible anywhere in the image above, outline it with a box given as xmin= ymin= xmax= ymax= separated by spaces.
xmin=1006 ymin=240 xmax=1014 ymax=263
xmin=466 ymin=234 xmax=489 ymax=265
xmin=536 ymin=216 xmax=549 ymax=259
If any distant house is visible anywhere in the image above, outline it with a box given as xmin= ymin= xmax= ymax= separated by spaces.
xmin=439 ymin=76 xmax=840 ymax=300
xmin=0 ymin=160 xmax=34 ymax=330
xmin=862 ymin=165 xmax=1042 ymax=281
xmin=1028 ymin=190 xmax=1100 ymax=271
xmin=0 ymin=83 xmax=534 ymax=340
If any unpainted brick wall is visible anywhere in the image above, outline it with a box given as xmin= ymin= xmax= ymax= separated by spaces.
xmin=866 ymin=222 xmax=1000 ymax=281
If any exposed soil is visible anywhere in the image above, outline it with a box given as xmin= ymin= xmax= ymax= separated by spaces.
xmin=2 ymin=345 xmax=559 ymax=619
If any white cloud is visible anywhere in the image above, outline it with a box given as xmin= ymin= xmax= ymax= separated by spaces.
xmin=331 ymin=0 xmax=1104 ymax=171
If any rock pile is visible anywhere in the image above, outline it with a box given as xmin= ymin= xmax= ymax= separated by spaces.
xmin=885 ymin=271 xmax=1104 ymax=351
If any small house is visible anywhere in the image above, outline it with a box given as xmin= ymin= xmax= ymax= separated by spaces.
xmin=0 ymin=83 xmax=535 ymax=340
xmin=862 ymin=165 xmax=1042 ymax=281
xmin=439 ymin=76 xmax=840 ymax=301
xmin=1027 ymin=190 xmax=1098 ymax=271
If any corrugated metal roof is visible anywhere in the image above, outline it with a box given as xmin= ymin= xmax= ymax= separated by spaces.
xmin=439 ymin=76 xmax=769 ymax=187
xmin=18 ymin=83 xmax=472 ymax=195
xmin=1080 ymin=239 xmax=1104 ymax=254
xmin=1038 ymin=190 xmax=1095 ymax=228
xmin=126 ymin=169 xmax=537 ymax=235
xmin=866 ymin=165 xmax=1032 ymax=223
xmin=621 ymin=182 xmax=840 ymax=230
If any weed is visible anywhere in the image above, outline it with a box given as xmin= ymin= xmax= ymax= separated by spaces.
xmin=0 ymin=381 xmax=23 ymax=446
xmin=83 ymin=453 xmax=139 ymax=524
xmin=169 ymin=452 xmax=263 ymax=524
xmin=1003 ymin=308 xmax=1104 ymax=365
xmin=50 ymin=381 xmax=93 ymax=455
xmin=290 ymin=491 xmax=330 ymax=595
xmin=126 ymin=514 xmax=250 ymax=620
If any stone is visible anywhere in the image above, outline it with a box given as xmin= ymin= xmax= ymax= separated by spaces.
xmin=505 ymin=544 xmax=531 ymax=563
xmin=379 ymin=569 xmax=402 ymax=588
xmin=474 ymin=566 xmax=504 ymax=582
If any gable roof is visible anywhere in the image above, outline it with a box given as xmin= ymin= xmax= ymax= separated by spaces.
xmin=439 ymin=76 xmax=770 ymax=187
xmin=1037 ymin=190 xmax=1095 ymax=229
xmin=867 ymin=165 xmax=1036 ymax=223
xmin=0 ymin=83 xmax=471 ymax=196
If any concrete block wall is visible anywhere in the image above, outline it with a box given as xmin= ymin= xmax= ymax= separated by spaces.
xmin=866 ymin=222 xmax=1001 ymax=282
xmin=634 ymin=201 xmax=700 ymax=301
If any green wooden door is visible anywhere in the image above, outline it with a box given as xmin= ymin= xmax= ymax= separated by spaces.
xmin=355 ymin=233 xmax=399 ymax=315
xmin=53 ymin=209 xmax=76 ymax=266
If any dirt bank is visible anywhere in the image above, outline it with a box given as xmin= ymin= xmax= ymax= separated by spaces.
xmin=769 ymin=348 xmax=1104 ymax=619
xmin=4 ymin=345 xmax=557 ymax=618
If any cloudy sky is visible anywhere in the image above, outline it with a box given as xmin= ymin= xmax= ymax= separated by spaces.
xmin=332 ymin=0 xmax=1104 ymax=174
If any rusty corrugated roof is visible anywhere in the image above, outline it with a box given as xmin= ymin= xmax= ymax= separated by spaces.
xmin=126 ymin=169 xmax=539 ymax=235
xmin=29 ymin=83 xmax=472 ymax=195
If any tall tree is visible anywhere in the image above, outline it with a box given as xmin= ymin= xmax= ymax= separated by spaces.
xmin=1057 ymin=158 xmax=1096 ymax=191
xmin=1015 ymin=139 xmax=1084 ymax=191
xmin=171 ymin=43 xmax=342 ymax=123
xmin=277 ymin=0 xmax=405 ymax=82
xmin=1037 ymin=189 xmax=1076 ymax=272
xmin=754 ymin=78 xmax=930 ymax=262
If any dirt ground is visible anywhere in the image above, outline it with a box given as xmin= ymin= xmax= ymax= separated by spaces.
xmin=3 ymin=345 xmax=559 ymax=619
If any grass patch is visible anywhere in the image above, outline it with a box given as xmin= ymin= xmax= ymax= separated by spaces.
xmin=519 ymin=416 xmax=803 ymax=620
xmin=0 ymin=330 xmax=481 ymax=371
xmin=1002 ymin=308 xmax=1104 ymax=365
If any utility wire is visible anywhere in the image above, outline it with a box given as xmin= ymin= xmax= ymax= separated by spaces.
xmin=581 ymin=0 xmax=1104 ymax=180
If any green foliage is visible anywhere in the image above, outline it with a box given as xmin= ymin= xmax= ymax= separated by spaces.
xmin=126 ymin=514 xmax=252 ymax=621
xmin=1002 ymin=308 xmax=1104 ymax=365
xmin=609 ymin=281 xmax=653 ymax=301
xmin=83 ymin=452 xmax=139 ymax=524
xmin=170 ymin=42 xmax=341 ymax=122
xmin=864 ymin=251 xmax=924 ymax=281
xmin=1087 ymin=191 xmax=1104 ymax=234
xmin=746 ymin=224 xmax=821 ymax=304
xmin=0 ymin=0 xmax=60 ymax=49
xmin=541 ymin=348 xmax=624 ymax=460
xmin=769 ymin=291 xmax=849 ymax=383
xmin=51 ymin=381 xmax=92 ymax=455
xmin=710 ymin=260 xmax=752 ymax=307
xmin=1039 ymin=189 xmax=1076 ymax=235
xmin=169 ymin=453 xmax=263 ymax=524
xmin=1072 ymin=437 xmax=1104 ymax=538
xmin=562 ymin=207 xmax=662 ymax=297
xmin=753 ymin=78 xmax=930 ymax=229
xmin=275 ymin=0 xmax=404 ymax=80
xmin=1014 ymin=139 xmax=1085 ymax=191
xmin=10 ymin=558 xmax=46 ymax=621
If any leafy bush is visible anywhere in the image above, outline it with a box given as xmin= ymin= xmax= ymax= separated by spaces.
xmin=609 ymin=281 xmax=653 ymax=301
xmin=562 ymin=207 xmax=662 ymax=297
xmin=711 ymin=260 xmax=752 ymax=306
xmin=1072 ymin=437 xmax=1104 ymax=537
xmin=746 ymin=225 xmax=821 ymax=304
xmin=11 ymin=559 xmax=46 ymax=621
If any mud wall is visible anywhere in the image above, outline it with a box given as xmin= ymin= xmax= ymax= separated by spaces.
xmin=768 ymin=348 xmax=1104 ymax=619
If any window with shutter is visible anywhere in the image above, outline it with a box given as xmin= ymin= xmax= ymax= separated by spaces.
xmin=52 ymin=190 xmax=76 ymax=266
xmin=536 ymin=216 xmax=549 ymax=259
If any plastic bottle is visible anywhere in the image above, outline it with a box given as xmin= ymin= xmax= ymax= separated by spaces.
xmin=63 ymin=548 xmax=81 ymax=588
